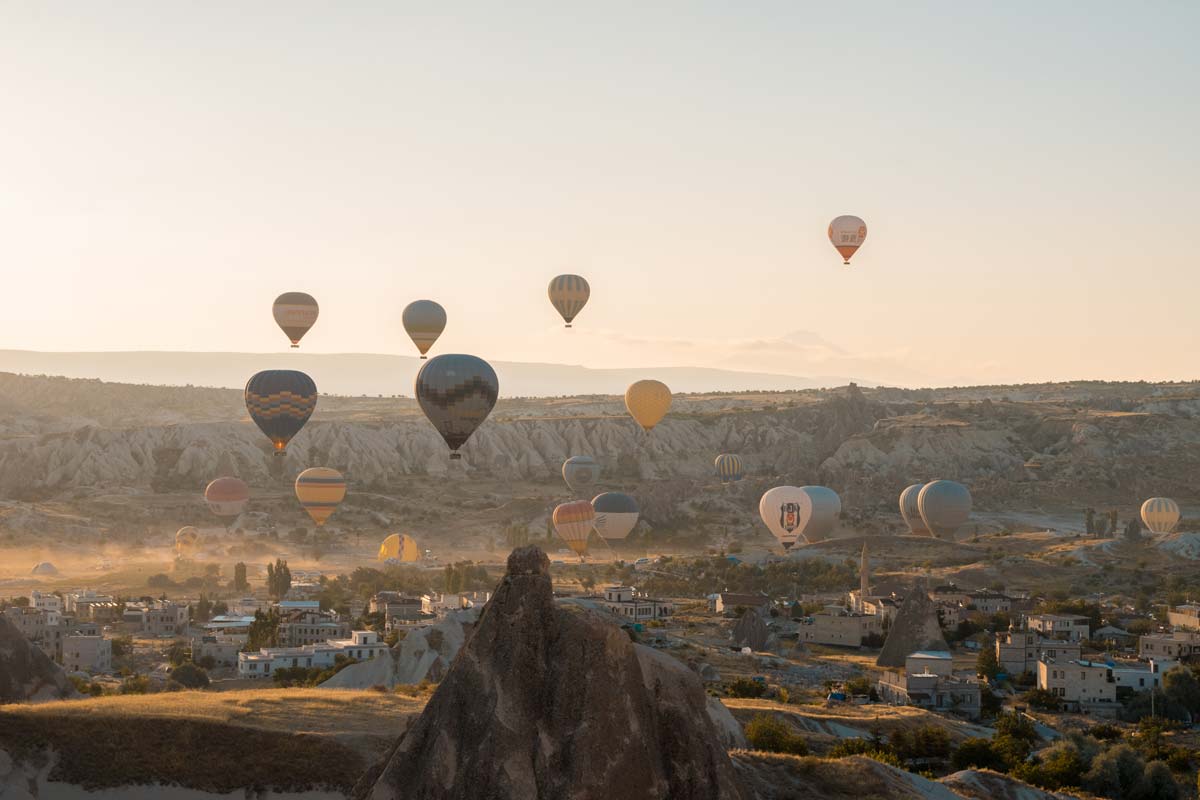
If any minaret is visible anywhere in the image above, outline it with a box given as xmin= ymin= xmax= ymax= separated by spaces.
xmin=858 ymin=543 xmax=870 ymax=612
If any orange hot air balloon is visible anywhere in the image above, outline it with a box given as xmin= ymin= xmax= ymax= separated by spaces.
xmin=828 ymin=215 xmax=867 ymax=265
xmin=552 ymin=500 xmax=595 ymax=557
xmin=625 ymin=379 xmax=671 ymax=432
xmin=205 ymin=477 xmax=250 ymax=521
xmin=294 ymin=467 xmax=347 ymax=526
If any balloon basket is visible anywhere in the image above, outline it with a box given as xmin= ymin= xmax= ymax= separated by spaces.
xmin=449 ymin=453 xmax=462 ymax=461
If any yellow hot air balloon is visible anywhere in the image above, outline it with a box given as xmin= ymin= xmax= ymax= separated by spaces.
xmin=553 ymin=500 xmax=595 ymax=557
xmin=294 ymin=467 xmax=347 ymax=526
xmin=828 ymin=215 xmax=867 ymax=265
xmin=548 ymin=274 xmax=590 ymax=327
xmin=624 ymin=379 xmax=671 ymax=432
xmin=379 ymin=533 xmax=420 ymax=562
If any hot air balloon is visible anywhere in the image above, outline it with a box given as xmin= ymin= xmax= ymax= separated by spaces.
xmin=415 ymin=354 xmax=499 ymax=460
xmin=758 ymin=486 xmax=811 ymax=550
xmin=272 ymin=292 xmax=319 ymax=347
xmin=562 ymin=455 xmax=600 ymax=493
xmin=402 ymin=300 xmax=447 ymax=359
xmin=245 ymin=370 xmax=317 ymax=455
xmin=175 ymin=526 xmax=200 ymax=557
xmin=553 ymin=500 xmax=595 ymax=557
xmin=548 ymin=274 xmax=590 ymax=327
xmin=205 ymin=477 xmax=250 ymax=522
xmin=917 ymin=480 xmax=972 ymax=540
xmin=294 ymin=467 xmax=346 ymax=526
xmin=715 ymin=454 xmax=744 ymax=484
xmin=797 ymin=485 xmax=841 ymax=543
xmin=1141 ymin=498 xmax=1180 ymax=535
xmin=378 ymin=533 xmax=421 ymax=563
xmin=899 ymin=483 xmax=931 ymax=535
xmin=592 ymin=492 xmax=639 ymax=540
xmin=828 ymin=215 xmax=867 ymax=265
xmin=625 ymin=380 xmax=671 ymax=432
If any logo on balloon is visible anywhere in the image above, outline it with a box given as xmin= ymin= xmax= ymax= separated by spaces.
xmin=779 ymin=502 xmax=801 ymax=532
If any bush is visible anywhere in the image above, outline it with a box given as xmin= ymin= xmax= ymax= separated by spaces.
xmin=844 ymin=676 xmax=873 ymax=696
xmin=170 ymin=663 xmax=210 ymax=689
xmin=744 ymin=714 xmax=808 ymax=755
xmin=725 ymin=677 xmax=767 ymax=699
xmin=1090 ymin=723 xmax=1123 ymax=741
xmin=828 ymin=738 xmax=903 ymax=768
xmin=952 ymin=738 xmax=1007 ymax=772
xmin=1016 ymin=741 xmax=1086 ymax=791
xmin=1022 ymin=688 xmax=1062 ymax=712
xmin=119 ymin=676 xmax=150 ymax=695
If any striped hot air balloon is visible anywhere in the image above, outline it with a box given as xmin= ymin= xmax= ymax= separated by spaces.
xmin=205 ymin=477 xmax=250 ymax=521
xmin=295 ymin=467 xmax=346 ymax=526
xmin=272 ymin=292 xmax=319 ymax=347
xmin=402 ymin=300 xmax=447 ymax=359
xmin=715 ymin=454 xmax=744 ymax=484
xmin=899 ymin=483 xmax=930 ymax=535
xmin=553 ymin=500 xmax=595 ymax=557
xmin=414 ymin=354 xmax=499 ymax=460
xmin=245 ymin=370 xmax=317 ymax=455
xmin=1141 ymin=498 xmax=1180 ymax=535
xmin=828 ymin=215 xmax=867 ymax=265
xmin=379 ymin=533 xmax=420 ymax=562
xmin=548 ymin=274 xmax=590 ymax=327
xmin=625 ymin=379 xmax=671 ymax=432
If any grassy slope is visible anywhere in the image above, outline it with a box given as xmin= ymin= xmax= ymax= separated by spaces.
xmin=0 ymin=688 xmax=428 ymax=793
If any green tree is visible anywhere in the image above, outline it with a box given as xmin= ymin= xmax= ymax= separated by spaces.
xmin=952 ymin=738 xmax=1006 ymax=771
xmin=993 ymin=711 xmax=1039 ymax=768
xmin=1137 ymin=761 xmax=1180 ymax=800
xmin=725 ymin=677 xmax=767 ymax=699
xmin=1016 ymin=741 xmax=1086 ymax=791
xmin=1162 ymin=666 xmax=1200 ymax=716
xmin=976 ymin=644 xmax=1000 ymax=679
xmin=194 ymin=594 xmax=213 ymax=623
xmin=1084 ymin=744 xmax=1145 ymax=799
xmin=233 ymin=562 xmax=249 ymax=592
xmin=170 ymin=662 xmax=210 ymax=689
xmin=745 ymin=714 xmax=809 ymax=755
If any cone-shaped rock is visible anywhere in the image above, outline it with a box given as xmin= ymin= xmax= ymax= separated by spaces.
xmin=731 ymin=609 xmax=769 ymax=652
xmin=0 ymin=614 xmax=77 ymax=703
xmin=369 ymin=545 xmax=745 ymax=800
xmin=875 ymin=579 xmax=950 ymax=668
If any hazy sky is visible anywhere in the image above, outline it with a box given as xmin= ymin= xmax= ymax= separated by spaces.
xmin=2 ymin=2 xmax=1197 ymax=387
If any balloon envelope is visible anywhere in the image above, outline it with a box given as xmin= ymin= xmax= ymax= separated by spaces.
xmin=899 ymin=483 xmax=930 ymax=535
xmin=625 ymin=380 xmax=671 ymax=432
xmin=548 ymin=274 xmax=590 ymax=327
xmin=379 ymin=533 xmax=420 ymax=562
xmin=272 ymin=292 xmax=319 ymax=347
xmin=295 ymin=467 xmax=346 ymax=526
xmin=918 ymin=480 xmax=972 ymax=540
xmin=758 ymin=486 xmax=811 ymax=550
xmin=562 ymin=455 xmax=600 ymax=493
xmin=714 ymin=454 xmax=744 ymax=483
xmin=205 ymin=477 xmax=250 ymax=520
xmin=1141 ymin=498 xmax=1180 ymax=535
xmin=175 ymin=526 xmax=199 ymax=556
xmin=797 ymin=485 xmax=841 ymax=543
xmin=245 ymin=370 xmax=317 ymax=455
xmin=402 ymin=300 xmax=447 ymax=358
xmin=592 ymin=492 xmax=639 ymax=540
xmin=415 ymin=354 xmax=499 ymax=459
xmin=828 ymin=215 xmax=867 ymax=265
xmin=552 ymin=501 xmax=595 ymax=556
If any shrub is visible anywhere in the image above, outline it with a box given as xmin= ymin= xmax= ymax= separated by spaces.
xmin=725 ymin=677 xmax=767 ymax=699
xmin=1022 ymin=688 xmax=1062 ymax=712
xmin=1016 ymin=741 xmax=1086 ymax=791
xmin=745 ymin=714 xmax=809 ymax=756
xmin=170 ymin=663 xmax=210 ymax=689
xmin=119 ymin=676 xmax=150 ymax=695
xmin=952 ymin=738 xmax=1006 ymax=772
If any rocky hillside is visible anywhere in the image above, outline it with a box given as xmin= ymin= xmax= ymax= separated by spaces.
xmin=0 ymin=615 xmax=77 ymax=704
xmin=367 ymin=545 xmax=745 ymax=799
xmin=0 ymin=373 xmax=1197 ymax=514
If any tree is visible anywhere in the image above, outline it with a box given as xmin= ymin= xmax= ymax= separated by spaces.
xmin=725 ymin=678 xmax=767 ymax=698
xmin=233 ymin=562 xmax=249 ymax=592
xmin=1084 ymin=744 xmax=1145 ymax=799
xmin=194 ymin=594 xmax=213 ymax=623
xmin=170 ymin=662 xmax=210 ymax=689
xmin=745 ymin=714 xmax=808 ymax=755
xmin=952 ymin=738 xmax=1006 ymax=771
xmin=1022 ymin=688 xmax=1063 ymax=712
xmin=266 ymin=559 xmax=292 ymax=599
xmin=244 ymin=609 xmax=280 ymax=651
xmin=993 ymin=711 xmax=1039 ymax=768
xmin=1017 ymin=741 xmax=1086 ymax=791
xmin=1162 ymin=666 xmax=1200 ymax=717
xmin=165 ymin=640 xmax=190 ymax=666
xmin=1137 ymin=761 xmax=1180 ymax=800
xmin=976 ymin=644 xmax=1000 ymax=679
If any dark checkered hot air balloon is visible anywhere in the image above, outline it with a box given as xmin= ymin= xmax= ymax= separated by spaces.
xmin=244 ymin=370 xmax=317 ymax=455
xmin=414 ymin=354 xmax=498 ymax=460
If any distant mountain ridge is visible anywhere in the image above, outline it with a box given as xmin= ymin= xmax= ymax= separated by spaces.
xmin=0 ymin=350 xmax=864 ymax=397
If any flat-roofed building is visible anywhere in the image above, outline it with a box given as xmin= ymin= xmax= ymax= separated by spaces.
xmin=601 ymin=586 xmax=674 ymax=621
xmin=1027 ymin=614 xmax=1090 ymax=642
xmin=711 ymin=592 xmax=771 ymax=617
xmin=63 ymin=635 xmax=112 ymax=674
xmin=1139 ymin=631 xmax=1200 ymax=659
xmin=800 ymin=605 xmax=882 ymax=647
xmin=996 ymin=629 xmax=1081 ymax=676
xmin=876 ymin=651 xmax=982 ymax=720
xmin=277 ymin=610 xmax=350 ymax=647
xmin=1037 ymin=659 xmax=1118 ymax=716
xmin=1167 ymin=604 xmax=1200 ymax=632
xmin=238 ymin=630 xmax=387 ymax=679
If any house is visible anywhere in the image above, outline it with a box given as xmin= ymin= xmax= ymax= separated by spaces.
xmin=876 ymin=651 xmax=982 ymax=720
xmin=800 ymin=606 xmax=882 ymax=647
xmin=63 ymin=591 xmax=115 ymax=616
xmin=31 ymin=591 xmax=63 ymax=614
xmin=1167 ymin=604 xmax=1200 ymax=632
xmin=202 ymin=615 xmax=257 ymax=635
xmin=929 ymin=585 xmax=972 ymax=606
xmin=276 ymin=600 xmax=321 ymax=614
xmin=62 ymin=635 xmax=112 ymax=674
xmin=711 ymin=592 xmax=771 ymax=616
xmin=1037 ymin=659 xmax=1118 ymax=716
xmin=370 ymin=592 xmax=429 ymax=627
xmin=1092 ymin=626 xmax=1136 ymax=647
xmin=966 ymin=591 xmax=1012 ymax=614
xmin=3 ymin=606 xmax=93 ymax=663
xmin=192 ymin=635 xmax=245 ymax=667
xmin=1027 ymin=614 xmax=1090 ymax=642
xmin=996 ymin=629 xmax=1081 ymax=676
xmin=238 ymin=630 xmax=387 ymax=678
xmin=1110 ymin=659 xmax=1177 ymax=695
xmin=1139 ymin=631 xmax=1200 ymax=659
xmin=285 ymin=582 xmax=323 ymax=600
xmin=141 ymin=602 xmax=189 ymax=637
xmin=601 ymin=586 xmax=674 ymax=621
xmin=277 ymin=610 xmax=350 ymax=647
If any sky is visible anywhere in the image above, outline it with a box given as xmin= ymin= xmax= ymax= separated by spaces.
xmin=1 ymin=2 xmax=1197 ymax=388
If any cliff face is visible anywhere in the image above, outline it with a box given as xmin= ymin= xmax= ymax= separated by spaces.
xmin=0 ymin=615 xmax=77 ymax=704
xmin=368 ymin=545 xmax=745 ymax=800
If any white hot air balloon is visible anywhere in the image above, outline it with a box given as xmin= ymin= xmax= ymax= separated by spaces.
xmin=797 ymin=486 xmax=841 ymax=543
xmin=592 ymin=492 xmax=639 ymax=540
xmin=759 ymin=486 xmax=812 ymax=550
xmin=917 ymin=480 xmax=972 ymax=540
xmin=1141 ymin=498 xmax=1180 ymax=535
xmin=562 ymin=455 xmax=600 ymax=494
xmin=899 ymin=483 xmax=930 ymax=535
xmin=828 ymin=215 xmax=867 ymax=265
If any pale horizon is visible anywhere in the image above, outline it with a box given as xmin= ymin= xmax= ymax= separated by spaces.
xmin=3 ymin=3 xmax=1197 ymax=389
